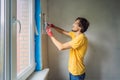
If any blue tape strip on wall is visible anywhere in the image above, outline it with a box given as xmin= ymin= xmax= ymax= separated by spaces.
xmin=35 ymin=0 xmax=42 ymax=71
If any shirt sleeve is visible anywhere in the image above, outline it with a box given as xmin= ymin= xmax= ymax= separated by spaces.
xmin=69 ymin=36 xmax=85 ymax=49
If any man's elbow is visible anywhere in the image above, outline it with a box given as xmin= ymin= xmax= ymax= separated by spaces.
xmin=58 ymin=45 xmax=65 ymax=51
xmin=58 ymin=47 xmax=64 ymax=51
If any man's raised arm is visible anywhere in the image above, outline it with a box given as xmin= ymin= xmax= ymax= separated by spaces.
xmin=49 ymin=24 xmax=71 ymax=37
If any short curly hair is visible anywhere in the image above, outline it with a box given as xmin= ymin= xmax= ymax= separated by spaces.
xmin=75 ymin=17 xmax=89 ymax=33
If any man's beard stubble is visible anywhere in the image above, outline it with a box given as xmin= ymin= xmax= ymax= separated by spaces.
xmin=72 ymin=29 xmax=78 ymax=32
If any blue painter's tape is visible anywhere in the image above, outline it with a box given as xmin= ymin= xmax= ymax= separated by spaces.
xmin=35 ymin=0 xmax=42 ymax=71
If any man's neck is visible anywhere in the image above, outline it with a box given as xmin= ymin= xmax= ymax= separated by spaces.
xmin=75 ymin=31 xmax=82 ymax=37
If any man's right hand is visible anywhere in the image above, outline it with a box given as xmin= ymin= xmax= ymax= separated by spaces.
xmin=48 ymin=23 xmax=55 ymax=28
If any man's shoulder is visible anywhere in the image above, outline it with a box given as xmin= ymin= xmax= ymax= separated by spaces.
xmin=68 ymin=31 xmax=75 ymax=37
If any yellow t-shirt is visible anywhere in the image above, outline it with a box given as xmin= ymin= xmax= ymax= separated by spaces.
xmin=68 ymin=32 xmax=88 ymax=75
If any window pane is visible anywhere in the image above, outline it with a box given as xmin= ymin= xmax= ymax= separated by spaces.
xmin=17 ymin=0 xmax=30 ymax=75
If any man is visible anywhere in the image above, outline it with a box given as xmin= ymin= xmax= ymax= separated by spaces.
xmin=46 ymin=17 xmax=89 ymax=80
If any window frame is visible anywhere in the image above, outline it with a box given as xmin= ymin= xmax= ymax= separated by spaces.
xmin=0 ymin=0 xmax=4 ymax=80
xmin=2 ymin=0 xmax=11 ymax=80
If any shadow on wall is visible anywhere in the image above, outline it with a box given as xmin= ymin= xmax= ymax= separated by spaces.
xmin=85 ymin=41 xmax=109 ymax=80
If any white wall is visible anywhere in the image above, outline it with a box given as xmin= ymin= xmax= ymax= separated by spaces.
xmin=47 ymin=0 xmax=120 ymax=80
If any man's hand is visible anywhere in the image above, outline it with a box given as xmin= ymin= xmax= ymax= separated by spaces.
xmin=48 ymin=23 xmax=55 ymax=28
xmin=46 ymin=27 xmax=53 ymax=37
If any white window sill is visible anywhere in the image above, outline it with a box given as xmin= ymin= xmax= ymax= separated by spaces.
xmin=17 ymin=64 xmax=36 ymax=80
xmin=26 ymin=68 xmax=49 ymax=80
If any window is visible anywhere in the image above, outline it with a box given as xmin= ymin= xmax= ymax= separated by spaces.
xmin=1 ymin=0 xmax=36 ymax=79
xmin=17 ymin=0 xmax=35 ymax=79
xmin=17 ymin=0 xmax=30 ymax=74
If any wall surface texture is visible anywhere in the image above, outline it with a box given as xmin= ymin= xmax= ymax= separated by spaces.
xmin=41 ymin=0 xmax=49 ymax=69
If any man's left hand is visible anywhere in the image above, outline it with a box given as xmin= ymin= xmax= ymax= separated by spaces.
xmin=46 ymin=27 xmax=53 ymax=37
